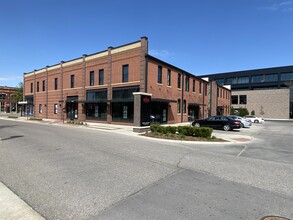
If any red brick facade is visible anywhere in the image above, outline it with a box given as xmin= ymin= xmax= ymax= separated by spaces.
xmin=24 ymin=37 xmax=231 ymax=125
xmin=0 ymin=86 xmax=18 ymax=113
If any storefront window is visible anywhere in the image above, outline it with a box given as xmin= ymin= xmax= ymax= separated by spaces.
xmin=86 ymin=103 xmax=107 ymax=120
xmin=112 ymin=102 xmax=134 ymax=122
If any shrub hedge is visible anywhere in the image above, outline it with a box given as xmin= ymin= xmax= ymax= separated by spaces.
xmin=150 ymin=124 xmax=212 ymax=138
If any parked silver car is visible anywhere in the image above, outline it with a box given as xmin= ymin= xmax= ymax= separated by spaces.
xmin=229 ymin=115 xmax=252 ymax=128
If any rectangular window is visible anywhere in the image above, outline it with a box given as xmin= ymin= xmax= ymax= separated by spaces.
xmin=177 ymin=99 xmax=181 ymax=113
xmin=192 ymin=79 xmax=195 ymax=92
xmin=185 ymin=75 xmax=190 ymax=92
xmin=226 ymin=77 xmax=237 ymax=84
xmin=37 ymin=81 xmax=39 ymax=92
xmin=183 ymin=100 xmax=186 ymax=113
xmin=199 ymin=82 xmax=202 ymax=94
xmin=204 ymin=84 xmax=207 ymax=96
xmin=167 ymin=69 xmax=171 ymax=86
xmin=231 ymin=95 xmax=238 ymax=104
xmin=42 ymin=80 xmax=45 ymax=91
xmin=216 ymin=79 xmax=225 ymax=85
xmin=265 ymin=74 xmax=278 ymax=82
xmin=90 ymin=71 xmax=94 ymax=86
xmin=177 ymin=73 xmax=181 ymax=89
xmin=0 ymin=94 xmax=6 ymax=99
xmin=280 ymin=72 xmax=293 ymax=81
xmin=158 ymin=65 xmax=162 ymax=84
xmin=30 ymin=83 xmax=33 ymax=93
xmin=238 ymin=76 xmax=249 ymax=84
xmin=251 ymin=75 xmax=264 ymax=83
xmin=99 ymin=69 xmax=104 ymax=85
xmin=71 ymin=75 xmax=75 ymax=88
xmin=54 ymin=104 xmax=58 ymax=114
xmin=122 ymin=65 xmax=128 ymax=83
xmin=239 ymin=95 xmax=247 ymax=104
xmin=54 ymin=78 xmax=58 ymax=90
xmin=217 ymin=88 xmax=219 ymax=97
xmin=39 ymin=104 xmax=42 ymax=113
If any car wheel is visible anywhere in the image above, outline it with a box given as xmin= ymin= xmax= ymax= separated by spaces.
xmin=194 ymin=123 xmax=200 ymax=127
xmin=240 ymin=123 xmax=244 ymax=128
xmin=223 ymin=125 xmax=231 ymax=131
xmin=255 ymin=120 xmax=259 ymax=123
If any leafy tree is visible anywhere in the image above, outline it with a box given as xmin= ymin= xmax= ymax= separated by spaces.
xmin=251 ymin=110 xmax=255 ymax=115
xmin=230 ymin=106 xmax=237 ymax=115
xmin=238 ymin=107 xmax=249 ymax=117
xmin=12 ymin=82 xmax=23 ymax=102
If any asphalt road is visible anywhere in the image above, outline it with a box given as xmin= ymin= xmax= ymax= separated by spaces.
xmin=0 ymin=119 xmax=292 ymax=219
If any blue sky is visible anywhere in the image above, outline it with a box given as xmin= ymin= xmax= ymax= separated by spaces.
xmin=1 ymin=0 xmax=293 ymax=87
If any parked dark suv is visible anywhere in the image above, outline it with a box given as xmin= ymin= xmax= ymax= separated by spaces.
xmin=191 ymin=116 xmax=242 ymax=131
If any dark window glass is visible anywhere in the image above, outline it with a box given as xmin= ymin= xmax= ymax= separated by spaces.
xmin=90 ymin=71 xmax=94 ymax=86
xmin=264 ymin=74 xmax=278 ymax=82
xmin=37 ymin=81 xmax=39 ymax=92
xmin=199 ymin=82 xmax=202 ymax=93
xmin=177 ymin=73 xmax=181 ymax=88
xmin=204 ymin=84 xmax=207 ymax=96
xmin=86 ymin=103 xmax=107 ymax=120
xmin=177 ymin=99 xmax=181 ymax=113
xmin=42 ymin=80 xmax=45 ymax=91
xmin=0 ymin=94 xmax=6 ymax=99
xmin=158 ymin=65 xmax=162 ymax=84
xmin=112 ymin=102 xmax=134 ymax=122
xmin=86 ymin=90 xmax=107 ymax=101
xmin=238 ymin=76 xmax=249 ymax=84
xmin=192 ymin=79 xmax=195 ymax=92
xmin=185 ymin=75 xmax=190 ymax=92
xmin=251 ymin=75 xmax=264 ymax=83
xmin=54 ymin=78 xmax=58 ymax=90
xmin=112 ymin=86 xmax=139 ymax=100
xmin=30 ymin=83 xmax=33 ymax=93
xmin=216 ymin=79 xmax=225 ymax=85
xmin=122 ymin=65 xmax=129 ymax=83
xmin=71 ymin=75 xmax=75 ymax=88
xmin=226 ymin=77 xmax=237 ymax=84
xmin=281 ymin=72 xmax=293 ymax=81
xmin=231 ymin=95 xmax=238 ymax=104
xmin=239 ymin=95 xmax=247 ymax=104
xmin=99 ymin=69 xmax=104 ymax=85
xmin=39 ymin=104 xmax=42 ymax=113
xmin=183 ymin=100 xmax=186 ymax=113
xmin=167 ymin=69 xmax=171 ymax=86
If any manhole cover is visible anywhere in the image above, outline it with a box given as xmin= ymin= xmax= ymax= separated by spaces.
xmin=261 ymin=216 xmax=291 ymax=220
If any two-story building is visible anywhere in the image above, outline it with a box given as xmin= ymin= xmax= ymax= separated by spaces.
xmin=23 ymin=37 xmax=231 ymax=126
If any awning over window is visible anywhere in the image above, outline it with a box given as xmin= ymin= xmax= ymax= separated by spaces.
xmin=188 ymin=103 xmax=206 ymax=107
xmin=152 ymin=98 xmax=177 ymax=103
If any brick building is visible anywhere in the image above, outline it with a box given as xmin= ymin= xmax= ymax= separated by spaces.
xmin=23 ymin=37 xmax=231 ymax=126
xmin=0 ymin=86 xmax=18 ymax=113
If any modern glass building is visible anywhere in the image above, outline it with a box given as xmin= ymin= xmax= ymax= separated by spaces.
xmin=202 ymin=66 xmax=293 ymax=119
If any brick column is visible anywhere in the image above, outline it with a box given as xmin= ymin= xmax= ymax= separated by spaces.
xmin=107 ymin=47 xmax=113 ymax=123
xmin=140 ymin=36 xmax=148 ymax=93
xmin=133 ymin=92 xmax=152 ymax=127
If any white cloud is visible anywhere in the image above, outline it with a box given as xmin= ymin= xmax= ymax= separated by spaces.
xmin=261 ymin=1 xmax=293 ymax=12
xmin=149 ymin=49 xmax=173 ymax=59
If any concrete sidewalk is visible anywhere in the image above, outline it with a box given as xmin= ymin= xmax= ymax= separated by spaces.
xmin=0 ymin=182 xmax=45 ymax=220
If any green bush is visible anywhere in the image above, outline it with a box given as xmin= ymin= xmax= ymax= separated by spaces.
xmin=8 ymin=116 xmax=18 ymax=119
xmin=151 ymin=124 xmax=213 ymax=138
xmin=150 ymin=124 xmax=162 ymax=133
xmin=251 ymin=110 xmax=255 ymax=115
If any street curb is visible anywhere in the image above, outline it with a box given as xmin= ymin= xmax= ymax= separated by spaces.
xmin=0 ymin=182 xmax=45 ymax=220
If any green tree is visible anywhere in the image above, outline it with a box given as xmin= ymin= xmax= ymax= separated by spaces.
xmin=251 ymin=110 xmax=255 ymax=115
xmin=230 ymin=106 xmax=237 ymax=115
xmin=12 ymin=82 xmax=23 ymax=102
xmin=238 ymin=107 xmax=249 ymax=117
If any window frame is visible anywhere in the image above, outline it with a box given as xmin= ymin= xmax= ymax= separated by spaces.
xmin=70 ymin=74 xmax=75 ymax=88
xmin=157 ymin=65 xmax=163 ymax=84
xmin=90 ymin=71 xmax=95 ymax=86
xmin=122 ymin=65 xmax=129 ymax=83
xmin=99 ymin=69 xmax=104 ymax=85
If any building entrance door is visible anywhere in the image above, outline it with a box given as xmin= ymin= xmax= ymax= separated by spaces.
xmin=151 ymin=102 xmax=168 ymax=124
xmin=66 ymin=96 xmax=78 ymax=119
